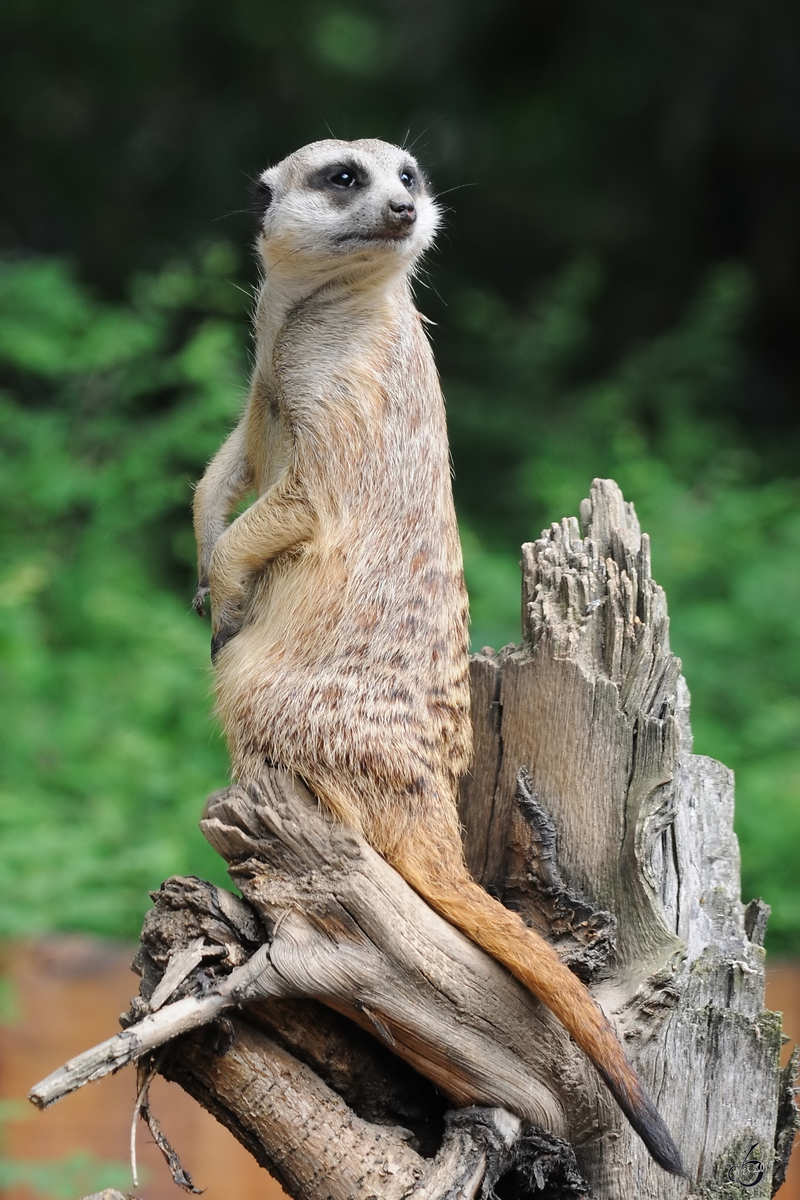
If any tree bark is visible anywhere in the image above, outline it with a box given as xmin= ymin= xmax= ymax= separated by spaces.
xmin=32 ymin=479 xmax=797 ymax=1199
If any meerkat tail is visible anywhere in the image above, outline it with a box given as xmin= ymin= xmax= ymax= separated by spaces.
xmin=404 ymin=867 xmax=686 ymax=1177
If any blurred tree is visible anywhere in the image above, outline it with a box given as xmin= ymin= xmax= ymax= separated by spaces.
xmin=0 ymin=250 xmax=244 ymax=936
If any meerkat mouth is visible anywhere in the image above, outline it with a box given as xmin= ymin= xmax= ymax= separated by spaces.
xmin=334 ymin=228 xmax=417 ymax=248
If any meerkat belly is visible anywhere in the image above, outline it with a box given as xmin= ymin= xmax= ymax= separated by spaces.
xmin=215 ymin=513 xmax=469 ymax=780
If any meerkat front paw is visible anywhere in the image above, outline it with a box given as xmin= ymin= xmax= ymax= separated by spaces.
xmin=192 ymin=578 xmax=211 ymax=617
xmin=208 ymin=583 xmax=245 ymax=662
xmin=210 ymin=620 xmax=242 ymax=663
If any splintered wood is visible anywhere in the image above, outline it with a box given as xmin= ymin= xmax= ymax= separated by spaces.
xmin=32 ymin=479 xmax=796 ymax=1200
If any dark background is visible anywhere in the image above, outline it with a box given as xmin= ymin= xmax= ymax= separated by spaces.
xmin=5 ymin=0 xmax=800 ymax=430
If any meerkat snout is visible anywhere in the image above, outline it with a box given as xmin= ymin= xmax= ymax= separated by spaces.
xmin=381 ymin=197 xmax=416 ymax=240
xmin=388 ymin=198 xmax=416 ymax=224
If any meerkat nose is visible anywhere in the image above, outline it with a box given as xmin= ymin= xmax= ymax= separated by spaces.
xmin=389 ymin=199 xmax=417 ymax=224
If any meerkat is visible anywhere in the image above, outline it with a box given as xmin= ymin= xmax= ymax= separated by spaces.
xmin=192 ymin=138 xmax=684 ymax=1177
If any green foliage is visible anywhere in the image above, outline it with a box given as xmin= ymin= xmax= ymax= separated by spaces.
xmin=0 ymin=248 xmax=797 ymax=953
xmin=0 ymin=248 xmax=248 ymax=938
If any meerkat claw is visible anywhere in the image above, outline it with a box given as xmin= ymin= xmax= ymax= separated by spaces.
xmin=211 ymin=622 xmax=239 ymax=663
xmin=192 ymin=582 xmax=210 ymax=617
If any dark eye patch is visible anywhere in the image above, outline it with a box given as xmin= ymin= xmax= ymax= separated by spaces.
xmin=308 ymin=161 xmax=369 ymax=194
xmin=251 ymin=177 xmax=274 ymax=226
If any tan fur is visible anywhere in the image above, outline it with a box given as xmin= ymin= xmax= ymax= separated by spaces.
xmin=193 ymin=139 xmax=683 ymax=1174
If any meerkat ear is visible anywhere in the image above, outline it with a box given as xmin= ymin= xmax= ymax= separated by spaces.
xmin=252 ymin=176 xmax=274 ymax=227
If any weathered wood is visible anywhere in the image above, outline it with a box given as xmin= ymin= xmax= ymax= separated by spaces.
xmin=138 ymin=877 xmax=447 ymax=1153
xmin=28 ymin=944 xmax=276 ymax=1109
xmin=141 ymin=877 xmax=590 ymax=1199
xmin=460 ymin=479 xmax=792 ymax=1197
xmin=166 ymin=1016 xmax=524 ymax=1200
xmin=199 ymin=773 xmax=598 ymax=1138
xmin=31 ymin=477 xmax=796 ymax=1199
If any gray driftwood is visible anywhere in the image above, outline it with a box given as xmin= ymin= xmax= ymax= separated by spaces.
xmin=33 ymin=479 xmax=796 ymax=1200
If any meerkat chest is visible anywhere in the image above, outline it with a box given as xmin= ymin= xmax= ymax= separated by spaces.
xmin=274 ymin=289 xmax=444 ymax=478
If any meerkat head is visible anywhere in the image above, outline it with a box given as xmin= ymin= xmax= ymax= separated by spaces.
xmin=252 ymin=139 xmax=439 ymax=290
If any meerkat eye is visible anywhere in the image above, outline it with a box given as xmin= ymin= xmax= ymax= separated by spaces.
xmin=400 ymin=169 xmax=415 ymax=189
xmin=329 ymin=168 xmax=359 ymax=188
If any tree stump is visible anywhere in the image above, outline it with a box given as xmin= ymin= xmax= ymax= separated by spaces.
xmin=30 ymin=479 xmax=797 ymax=1199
